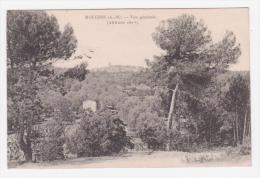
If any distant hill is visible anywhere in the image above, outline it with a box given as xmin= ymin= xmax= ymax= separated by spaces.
xmin=91 ymin=65 xmax=145 ymax=73
xmin=51 ymin=65 xmax=249 ymax=81
xmin=216 ymin=70 xmax=250 ymax=82
xmin=214 ymin=70 xmax=250 ymax=93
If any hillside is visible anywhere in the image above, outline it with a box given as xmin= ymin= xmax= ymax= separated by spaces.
xmin=215 ymin=70 xmax=250 ymax=86
xmin=91 ymin=65 xmax=145 ymax=73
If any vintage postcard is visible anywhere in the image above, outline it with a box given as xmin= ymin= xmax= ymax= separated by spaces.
xmin=5 ymin=8 xmax=252 ymax=169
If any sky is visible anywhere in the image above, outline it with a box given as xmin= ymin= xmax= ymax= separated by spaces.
xmin=49 ymin=8 xmax=249 ymax=70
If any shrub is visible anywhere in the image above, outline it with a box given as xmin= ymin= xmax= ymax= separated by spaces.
xmin=139 ymin=126 xmax=167 ymax=150
xmin=239 ymin=137 xmax=251 ymax=155
xmin=40 ymin=138 xmax=65 ymax=161
xmin=63 ymin=63 xmax=89 ymax=81
xmin=38 ymin=119 xmax=65 ymax=161
xmin=66 ymin=109 xmax=133 ymax=157
xmin=224 ymin=137 xmax=251 ymax=158
xmin=7 ymin=134 xmax=25 ymax=163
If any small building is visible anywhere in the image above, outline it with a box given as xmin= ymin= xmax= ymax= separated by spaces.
xmin=83 ymin=100 xmax=97 ymax=112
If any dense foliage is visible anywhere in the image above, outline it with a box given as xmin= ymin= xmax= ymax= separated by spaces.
xmin=66 ymin=109 xmax=133 ymax=157
xmin=7 ymin=12 xmax=251 ymax=164
xmin=145 ymin=14 xmax=246 ymax=151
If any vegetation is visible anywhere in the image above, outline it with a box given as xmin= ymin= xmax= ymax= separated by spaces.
xmin=7 ymin=10 xmax=78 ymax=162
xmin=147 ymin=14 xmax=242 ymax=150
xmin=66 ymin=109 xmax=133 ymax=157
xmin=7 ymin=11 xmax=250 ymax=165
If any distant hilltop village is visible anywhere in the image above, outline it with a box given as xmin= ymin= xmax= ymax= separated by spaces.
xmin=91 ymin=65 xmax=145 ymax=73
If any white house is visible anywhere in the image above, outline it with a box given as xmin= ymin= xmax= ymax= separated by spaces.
xmin=82 ymin=100 xmax=97 ymax=112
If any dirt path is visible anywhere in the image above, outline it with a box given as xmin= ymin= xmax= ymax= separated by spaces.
xmin=12 ymin=151 xmax=251 ymax=168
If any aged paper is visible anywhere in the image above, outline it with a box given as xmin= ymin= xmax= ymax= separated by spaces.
xmin=6 ymin=8 xmax=251 ymax=169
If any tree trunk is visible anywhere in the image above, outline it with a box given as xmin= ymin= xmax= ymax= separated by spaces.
xmin=209 ymin=117 xmax=212 ymax=148
xmin=167 ymin=83 xmax=179 ymax=130
xmin=233 ymin=118 xmax=236 ymax=146
xmin=235 ymin=106 xmax=239 ymax=146
xmin=23 ymin=143 xmax=32 ymax=162
xmin=18 ymin=127 xmax=33 ymax=162
xmin=248 ymin=118 xmax=251 ymax=137
xmin=166 ymin=82 xmax=179 ymax=151
xmin=242 ymin=107 xmax=248 ymax=144
xmin=238 ymin=113 xmax=242 ymax=145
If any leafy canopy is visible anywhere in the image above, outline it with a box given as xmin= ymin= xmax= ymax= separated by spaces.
xmin=7 ymin=10 xmax=77 ymax=68
xmin=149 ymin=14 xmax=241 ymax=93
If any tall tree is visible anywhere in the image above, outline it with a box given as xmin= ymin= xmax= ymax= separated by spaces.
xmin=149 ymin=14 xmax=241 ymax=150
xmin=7 ymin=10 xmax=77 ymax=161
xmin=222 ymin=74 xmax=250 ymax=146
xmin=7 ymin=11 xmax=77 ymax=69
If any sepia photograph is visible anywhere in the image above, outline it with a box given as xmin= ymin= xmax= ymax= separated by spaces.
xmin=6 ymin=8 xmax=252 ymax=169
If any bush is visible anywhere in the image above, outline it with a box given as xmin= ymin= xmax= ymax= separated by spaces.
xmin=66 ymin=109 xmax=133 ymax=157
xmin=239 ymin=137 xmax=251 ymax=155
xmin=38 ymin=119 xmax=65 ymax=161
xmin=7 ymin=134 xmax=25 ymax=163
xmin=139 ymin=126 xmax=167 ymax=150
xmin=224 ymin=137 xmax=251 ymax=158
xmin=40 ymin=138 xmax=65 ymax=161
xmin=63 ymin=63 xmax=89 ymax=81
